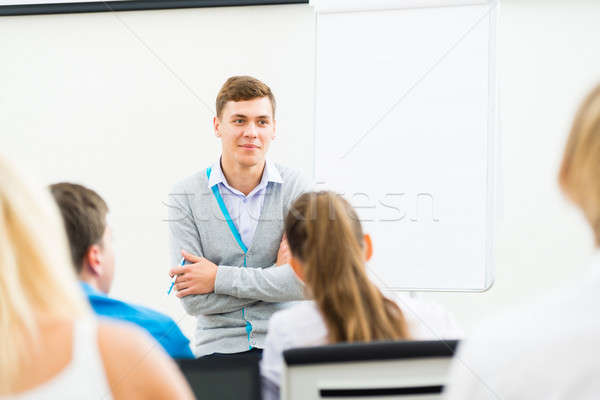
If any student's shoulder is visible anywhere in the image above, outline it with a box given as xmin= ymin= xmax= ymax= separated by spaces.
xmin=133 ymin=304 xmax=190 ymax=341
xmin=98 ymin=318 xmax=156 ymax=357
xmin=129 ymin=302 xmax=180 ymax=327
xmin=97 ymin=320 xmax=193 ymax=399
xmin=111 ymin=298 xmax=182 ymax=331
xmin=468 ymin=282 xmax=596 ymax=348
xmin=97 ymin=319 xmax=166 ymax=388
xmin=87 ymin=291 xmax=129 ymax=316
xmin=91 ymin=295 xmax=172 ymax=328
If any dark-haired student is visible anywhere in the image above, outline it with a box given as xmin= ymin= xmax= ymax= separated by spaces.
xmin=260 ymin=191 xmax=462 ymax=399
xmin=50 ymin=182 xmax=194 ymax=359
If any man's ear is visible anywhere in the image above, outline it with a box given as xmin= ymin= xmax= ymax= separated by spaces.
xmin=271 ymin=118 xmax=277 ymax=140
xmin=213 ymin=116 xmax=221 ymax=137
xmin=289 ymin=256 xmax=304 ymax=282
xmin=364 ymin=234 xmax=373 ymax=262
xmin=84 ymin=244 xmax=103 ymax=276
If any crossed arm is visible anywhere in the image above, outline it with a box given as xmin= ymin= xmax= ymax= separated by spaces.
xmin=166 ymin=191 xmax=304 ymax=317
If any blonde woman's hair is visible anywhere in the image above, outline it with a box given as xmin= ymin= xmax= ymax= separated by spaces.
xmin=559 ymin=84 xmax=600 ymax=246
xmin=284 ymin=191 xmax=410 ymax=343
xmin=0 ymin=156 xmax=87 ymax=393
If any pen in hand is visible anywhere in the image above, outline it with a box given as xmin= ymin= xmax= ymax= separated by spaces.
xmin=167 ymin=257 xmax=185 ymax=295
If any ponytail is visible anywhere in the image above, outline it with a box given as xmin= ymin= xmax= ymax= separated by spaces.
xmin=285 ymin=191 xmax=410 ymax=343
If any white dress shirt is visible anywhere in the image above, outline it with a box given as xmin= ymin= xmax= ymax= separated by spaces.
xmin=444 ymin=253 xmax=600 ymax=400
xmin=208 ymin=157 xmax=283 ymax=249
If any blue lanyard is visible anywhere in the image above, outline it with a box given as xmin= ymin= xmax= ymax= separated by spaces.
xmin=207 ymin=167 xmax=252 ymax=348
xmin=207 ymin=167 xmax=248 ymax=257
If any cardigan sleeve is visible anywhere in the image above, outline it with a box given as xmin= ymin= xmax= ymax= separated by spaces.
xmin=214 ymin=263 xmax=305 ymax=302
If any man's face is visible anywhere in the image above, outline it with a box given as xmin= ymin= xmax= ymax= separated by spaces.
xmin=97 ymin=225 xmax=116 ymax=294
xmin=214 ymin=97 xmax=276 ymax=168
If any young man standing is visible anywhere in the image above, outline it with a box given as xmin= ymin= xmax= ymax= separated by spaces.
xmin=50 ymin=182 xmax=194 ymax=359
xmin=168 ymin=76 xmax=310 ymax=358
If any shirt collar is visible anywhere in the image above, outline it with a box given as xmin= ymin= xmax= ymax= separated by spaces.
xmin=208 ymin=157 xmax=283 ymax=192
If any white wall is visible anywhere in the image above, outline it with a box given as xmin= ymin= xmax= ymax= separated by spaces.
xmin=2 ymin=0 xmax=600 ymax=339
xmin=0 ymin=4 xmax=315 ymax=337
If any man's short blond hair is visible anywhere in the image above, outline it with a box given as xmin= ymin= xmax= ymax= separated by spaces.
xmin=559 ymin=84 xmax=600 ymax=245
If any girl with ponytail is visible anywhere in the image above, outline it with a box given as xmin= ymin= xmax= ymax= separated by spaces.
xmin=260 ymin=191 xmax=461 ymax=399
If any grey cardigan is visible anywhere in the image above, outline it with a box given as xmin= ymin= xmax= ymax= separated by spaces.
xmin=168 ymin=163 xmax=310 ymax=356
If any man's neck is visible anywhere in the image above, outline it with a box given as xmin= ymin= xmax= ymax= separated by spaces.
xmin=220 ymin=155 xmax=265 ymax=196
xmin=79 ymin=273 xmax=105 ymax=294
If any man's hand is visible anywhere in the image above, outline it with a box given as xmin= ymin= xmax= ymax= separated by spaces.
xmin=169 ymin=250 xmax=218 ymax=298
xmin=276 ymin=235 xmax=291 ymax=266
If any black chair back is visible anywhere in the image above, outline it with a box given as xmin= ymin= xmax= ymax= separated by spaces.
xmin=176 ymin=355 xmax=262 ymax=400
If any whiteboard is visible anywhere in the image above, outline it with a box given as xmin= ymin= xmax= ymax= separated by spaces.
xmin=312 ymin=0 xmax=498 ymax=291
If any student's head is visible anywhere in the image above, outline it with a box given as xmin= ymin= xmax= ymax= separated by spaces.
xmin=0 ymin=157 xmax=87 ymax=391
xmin=214 ymin=76 xmax=277 ymax=168
xmin=49 ymin=183 xmax=115 ymax=294
xmin=284 ymin=191 xmax=410 ymax=343
xmin=559 ymin=84 xmax=600 ymax=246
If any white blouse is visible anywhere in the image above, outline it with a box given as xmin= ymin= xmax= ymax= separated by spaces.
xmin=444 ymin=254 xmax=600 ymax=400
xmin=260 ymin=294 xmax=463 ymax=387
xmin=2 ymin=317 xmax=112 ymax=400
